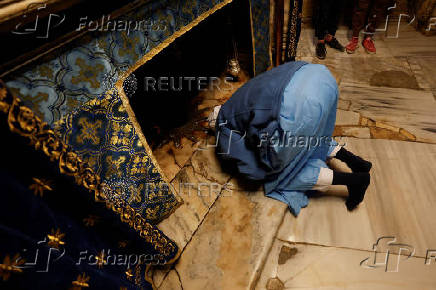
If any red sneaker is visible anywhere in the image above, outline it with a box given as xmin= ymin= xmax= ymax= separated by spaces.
xmin=345 ymin=37 xmax=359 ymax=54
xmin=362 ymin=36 xmax=376 ymax=54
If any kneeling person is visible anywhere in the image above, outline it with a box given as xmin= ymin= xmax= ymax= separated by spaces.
xmin=208 ymin=62 xmax=372 ymax=216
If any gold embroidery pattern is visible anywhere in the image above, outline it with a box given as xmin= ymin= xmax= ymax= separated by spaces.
xmin=95 ymin=251 xmax=107 ymax=269
xmin=0 ymin=80 xmax=178 ymax=257
xmin=19 ymin=92 xmax=49 ymax=120
xmin=33 ymin=65 xmax=54 ymax=79
xmin=55 ymin=92 xmax=180 ymax=224
xmin=284 ymin=0 xmax=300 ymax=61
xmin=29 ymin=177 xmax=53 ymax=197
xmin=47 ymin=228 xmax=66 ymax=249
xmin=110 ymin=122 xmax=133 ymax=147
xmin=0 ymin=254 xmax=25 ymax=281
xmin=118 ymin=33 xmax=141 ymax=60
xmin=125 ymin=268 xmax=134 ymax=281
xmin=130 ymin=155 xmax=151 ymax=175
xmin=83 ymin=215 xmax=99 ymax=227
xmin=0 ymin=87 xmax=7 ymax=113
xmin=105 ymin=155 xmax=126 ymax=179
xmin=71 ymin=58 xmax=104 ymax=89
xmin=71 ymin=273 xmax=90 ymax=288
xmin=77 ymin=118 xmax=103 ymax=145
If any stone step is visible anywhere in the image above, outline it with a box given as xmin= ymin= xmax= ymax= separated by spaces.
xmin=157 ymin=178 xmax=288 ymax=289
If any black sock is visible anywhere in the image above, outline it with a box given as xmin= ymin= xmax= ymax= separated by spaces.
xmin=332 ymin=171 xmax=370 ymax=211
xmin=335 ymin=148 xmax=372 ymax=173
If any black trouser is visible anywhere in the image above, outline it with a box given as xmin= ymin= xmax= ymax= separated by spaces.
xmin=313 ymin=0 xmax=344 ymax=40
xmin=352 ymin=0 xmax=392 ymax=37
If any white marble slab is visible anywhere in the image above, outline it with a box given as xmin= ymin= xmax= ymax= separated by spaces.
xmin=339 ymin=83 xmax=436 ymax=143
xmin=163 ymin=184 xmax=287 ymax=290
xmin=383 ymin=24 xmax=436 ymax=57
xmin=407 ymin=56 xmax=436 ymax=89
xmin=257 ymin=240 xmax=436 ymax=290
xmin=276 ymin=138 xmax=436 ymax=258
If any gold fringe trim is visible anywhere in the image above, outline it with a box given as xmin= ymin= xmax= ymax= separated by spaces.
xmin=0 ymin=80 xmax=178 ymax=259
xmin=248 ymin=0 xmax=256 ymax=76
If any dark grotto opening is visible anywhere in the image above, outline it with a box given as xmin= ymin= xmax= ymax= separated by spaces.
xmin=127 ymin=0 xmax=253 ymax=150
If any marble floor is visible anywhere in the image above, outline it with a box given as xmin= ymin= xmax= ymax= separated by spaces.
xmin=152 ymin=22 xmax=436 ymax=290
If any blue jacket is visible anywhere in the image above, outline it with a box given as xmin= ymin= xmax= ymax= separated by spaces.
xmin=216 ymin=63 xmax=339 ymax=216
xmin=215 ymin=61 xmax=307 ymax=180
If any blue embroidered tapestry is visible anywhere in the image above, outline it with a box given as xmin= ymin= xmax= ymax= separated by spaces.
xmin=2 ymin=0 xmax=271 ymax=258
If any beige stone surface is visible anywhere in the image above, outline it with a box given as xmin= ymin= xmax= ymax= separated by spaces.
xmin=341 ymin=127 xmax=371 ymax=138
xmin=383 ymin=24 xmax=436 ymax=57
xmin=190 ymin=143 xmax=230 ymax=185
xmin=153 ymin=21 xmax=436 ymax=290
xmin=154 ymin=146 xmax=233 ymax=287
xmin=153 ymin=137 xmax=201 ymax=181
xmin=335 ymin=109 xmax=361 ymax=126
xmin=338 ymin=56 xmax=415 ymax=87
xmin=417 ymin=56 xmax=436 ymax=88
xmin=406 ymin=56 xmax=434 ymax=89
xmin=276 ymin=138 xmax=436 ymax=257
xmin=157 ymin=146 xmax=232 ymax=246
xmin=375 ymin=121 xmax=400 ymax=132
xmin=169 ymin=185 xmax=287 ymax=290
xmin=157 ymin=164 xmax=229 ymax=249
xmin=340 ymin=83 xmax=436 ymax=143
xmin=158 ymin=269 xmax=183 ymax=290
xmin=295 ymin=26 xmax=316 ymax=59
xmin=369 ymin=127 xmax=410 ymax=141
xmin=257 ymin=241 xmax=436 ymax=290
xmin=337 ymin=99 xmax=351 ymax=110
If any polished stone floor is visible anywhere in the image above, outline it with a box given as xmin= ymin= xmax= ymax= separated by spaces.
xmin=152 ymin=22 xmax=436 ymax=290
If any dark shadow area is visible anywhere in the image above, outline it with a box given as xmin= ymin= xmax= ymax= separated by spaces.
xmin=128 ymin=0 xmax=253 ymax=149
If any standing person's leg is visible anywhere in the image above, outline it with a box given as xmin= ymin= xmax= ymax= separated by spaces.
xmin=352 ymin=0 xmax=371 ymax=36
xmin=362 ymin=0 xmax=391 ymax=54
xmin=324 ymin=0 xmax=345 ymax=52
xmin=346 ymin=0 xmax=371 ymax=53
xmin=314 ymin=0 xmax=332 ymax=59
xmin=365 ymin=0 xmax=391 ymax=33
